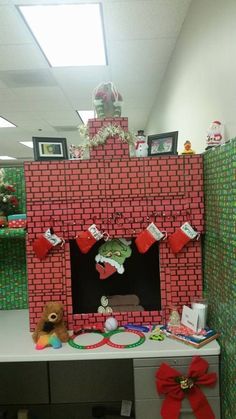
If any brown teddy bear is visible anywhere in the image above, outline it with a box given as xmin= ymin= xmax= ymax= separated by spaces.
xmin=32 ymin=301 xmax=69 ymax=350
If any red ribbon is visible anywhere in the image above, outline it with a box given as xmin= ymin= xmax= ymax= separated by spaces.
xmin=156 ymin=356 xmax=217 ymax=419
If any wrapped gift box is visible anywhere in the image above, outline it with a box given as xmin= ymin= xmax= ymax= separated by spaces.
xmin=7 ymin=214 xmax=26 ymax=228
xmin=7 ymin=214 xmax=26 ymax=221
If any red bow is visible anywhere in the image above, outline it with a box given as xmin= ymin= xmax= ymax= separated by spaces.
xmin=156 ymin=356 xmax=217 ymax=419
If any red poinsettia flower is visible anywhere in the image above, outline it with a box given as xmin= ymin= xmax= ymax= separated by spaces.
xmin=9 ymin=196 xmax=19 ymax=206
xmin=6 ymin=184 xmax=16 ymax=192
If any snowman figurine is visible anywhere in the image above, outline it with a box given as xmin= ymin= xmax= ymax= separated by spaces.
xmin=135 ymin=130 xmax=148 ymax=157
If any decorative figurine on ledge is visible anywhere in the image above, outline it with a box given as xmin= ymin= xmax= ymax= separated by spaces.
xmin=181 ymin=140 xmax=195 ymax=155
xmin=206 ymin=120 xmax=224 ymax=150
xmin=93 ymin=82 xmax=123 ymax=118
xmin=32 ymin=302 xmax=69 ymax=350
xmin=135 ymin=130 xmax=148 ymax=157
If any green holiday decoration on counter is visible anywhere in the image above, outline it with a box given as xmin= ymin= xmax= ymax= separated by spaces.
xmin=68 ymin=328 xmax=146 ymax=350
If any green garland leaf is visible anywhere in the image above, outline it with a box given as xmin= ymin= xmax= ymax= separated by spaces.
xmin=79 ymin=123 xmax=136 ymax=150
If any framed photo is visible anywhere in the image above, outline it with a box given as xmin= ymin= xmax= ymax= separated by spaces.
xmin=147 ymin=131 xmax=178 ymax=156
xmin=32 ymin=137 xmax=68 ymax=161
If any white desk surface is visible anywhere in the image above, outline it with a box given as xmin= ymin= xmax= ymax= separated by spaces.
xmin=0 ymin=310 xmax=220 ymax=362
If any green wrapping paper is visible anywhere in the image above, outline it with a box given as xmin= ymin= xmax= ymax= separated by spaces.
xmin=203 ymin=139 xmax=236 ymax=419
xmin=0 ymin=167 xmax=27 ymax=309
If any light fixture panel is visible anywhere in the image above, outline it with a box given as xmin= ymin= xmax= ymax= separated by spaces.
xmin=18 ymin=4 xmax=107 ymax=67
xmin=0 ymin=156 xmax=17 ymax=160
xmin=77 ymin=110 xmax=95 ymax=124
xmin=19 ymin=141 xmax=34 ymax=149
xmin=0 ymin=116 xmax=16 ymax=128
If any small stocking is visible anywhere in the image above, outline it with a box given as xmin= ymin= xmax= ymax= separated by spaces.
xmin=76 ymin=224 xmax=104 ymax=254
xmin=168 ymin=222 xmax=199 ymax=254
xmin=33 ymin=228 xmax=62 ymax=259
xmin=135 ymin=223 xmax=166 ymax=253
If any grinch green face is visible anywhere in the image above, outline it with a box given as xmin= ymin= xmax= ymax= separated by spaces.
xmin=98 ymin=239 xmax=132 ymax=266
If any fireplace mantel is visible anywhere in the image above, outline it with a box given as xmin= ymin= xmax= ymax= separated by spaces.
xmin=25 ymin=118 xmax=204 ymax=331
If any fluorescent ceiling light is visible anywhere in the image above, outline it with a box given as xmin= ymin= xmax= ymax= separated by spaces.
xmin=18 ymin=4 xmax=107 ymax=67
xmin=0 ymin=156 xmax=17 ymax=160
xmin=0 ymin=116 xmax=16 ymax=128
xmin=77 ymin=110 xmax=94 ymax=124
xmin=19 ymin=141 xmax=33 ymax=149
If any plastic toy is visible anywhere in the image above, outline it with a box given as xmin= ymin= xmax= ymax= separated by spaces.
xmin=124 ymin=323 xmax=150 ymax=332
xmin=149 ymin=327 xmax=165 ymax=341
xmin=68 ymin=329 xmax=146 ymax=350
xmin=181 ymin=140 xmax=195 ymax=155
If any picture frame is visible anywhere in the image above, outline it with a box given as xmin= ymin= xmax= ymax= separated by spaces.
xmin=32 ymin=137 xmax=68 ymax=161
xmin=147 ymin=131 xmax=178 ymax=156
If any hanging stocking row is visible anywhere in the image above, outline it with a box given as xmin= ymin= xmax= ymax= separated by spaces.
xmin=32 ymin=222 xmax=200 ymax=259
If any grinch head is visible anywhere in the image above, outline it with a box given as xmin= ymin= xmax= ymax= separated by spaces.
xmin=95 ymin=238 xmax=132 ymax=280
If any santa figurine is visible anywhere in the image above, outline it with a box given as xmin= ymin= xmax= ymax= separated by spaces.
xmin=206 ymin=120 xmax=224 ymax=150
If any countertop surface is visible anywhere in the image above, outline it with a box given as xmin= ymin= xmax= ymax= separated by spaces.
xmin=0 ymin=310 xmax=220 ymax=362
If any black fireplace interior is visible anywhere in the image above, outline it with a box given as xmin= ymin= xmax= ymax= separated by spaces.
xmin=70 ymin=239 xmax=161 ymax=314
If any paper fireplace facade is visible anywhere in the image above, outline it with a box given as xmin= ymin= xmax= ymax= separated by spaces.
xmin=25 ymin=117 xmax=204 ymax=331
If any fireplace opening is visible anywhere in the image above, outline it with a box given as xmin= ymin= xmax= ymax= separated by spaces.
xmin=70 ymin=239 xmax=161 ymax=314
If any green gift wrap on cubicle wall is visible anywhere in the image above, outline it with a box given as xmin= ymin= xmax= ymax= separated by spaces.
xmin=0 ymin=167 xmax=28 ymax=309
xmin=203 ymin=139 xmax=236 ymax=419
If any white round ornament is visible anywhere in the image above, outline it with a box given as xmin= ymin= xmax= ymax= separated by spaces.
xmin=104 ymin=316 xmax=118 ymax=331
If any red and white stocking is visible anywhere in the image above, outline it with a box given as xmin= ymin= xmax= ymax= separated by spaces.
xmin=76 ymin=224 xmax=104 ymax=254
xmin=33 ymin=228 xmax=62 ymax=259
xmin=135 ymin=223 xmax=166 ymax=253
xmin=168 ymin=222 xmax=199 ymax=254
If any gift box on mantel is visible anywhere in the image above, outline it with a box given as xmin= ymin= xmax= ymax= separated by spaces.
xmin=7 ymin=214 xmax=27 ymax=229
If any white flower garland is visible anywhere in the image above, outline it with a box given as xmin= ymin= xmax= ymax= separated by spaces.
xmin=79 ymin=123 xmax=136 ymax=149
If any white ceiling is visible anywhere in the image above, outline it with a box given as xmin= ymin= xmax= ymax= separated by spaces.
xmin=0 ymin=0 xmax=192 ymax=161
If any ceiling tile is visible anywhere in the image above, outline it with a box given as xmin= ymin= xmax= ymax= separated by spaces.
xmin=0 ymin=5 xmax=33 ymax=44
xmin=0 ymin=44 xmax=48 ymax=71
xmin=109 ymin=38 xmax=175 ymax=84
xmin=105 ymin=0 xmax=191 ymax=40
